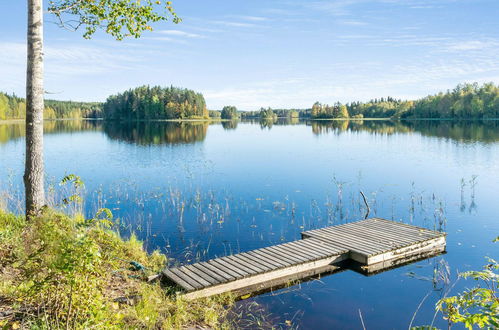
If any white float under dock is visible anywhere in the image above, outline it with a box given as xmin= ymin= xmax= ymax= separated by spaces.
xmin=162 ymin=218 xmax=446 ymax=300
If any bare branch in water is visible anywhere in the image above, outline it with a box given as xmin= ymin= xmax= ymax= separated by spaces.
xmin=360 ymin=190 xmax=370 ymax=219
xmin=359 ymin=309 xmax=366 ymax=330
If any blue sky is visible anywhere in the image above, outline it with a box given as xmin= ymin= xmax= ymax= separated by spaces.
xmin=1 ymin=0 xmax=498 ymax=110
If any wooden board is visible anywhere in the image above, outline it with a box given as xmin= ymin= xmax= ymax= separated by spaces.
xmin=162 ymin=218 xmax=447 ymax=299
xmin=302 ymin=218 xmax=446 ymax=265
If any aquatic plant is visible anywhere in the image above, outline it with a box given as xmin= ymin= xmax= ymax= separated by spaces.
xmin=436 ymin=237 xmax=498 ymax=329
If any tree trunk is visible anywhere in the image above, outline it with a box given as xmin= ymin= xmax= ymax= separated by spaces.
xmin=24 ymin=0 xmax=45 ymax=217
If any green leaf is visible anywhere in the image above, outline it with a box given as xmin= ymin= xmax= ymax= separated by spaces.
xmin=48 ymin=0 xmax=181 ymax=40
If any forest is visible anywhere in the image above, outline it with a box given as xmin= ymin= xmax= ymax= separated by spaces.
xmin=324 ymin=82 xmax=499 ymax=119
xmin=239 ymin=107 xmax=298 ymax=119
xmin=102 ymin=85 xmax=208 ymax=120
xmin=248 ymin=82 xmax=498 ymax=120
xmin=220 ymin=105 xmax=238 ymax=119
xmin=0 ymin=92 xmax=102 ymax=120
xmin=1 ymin=82 xmax=498 ymax=121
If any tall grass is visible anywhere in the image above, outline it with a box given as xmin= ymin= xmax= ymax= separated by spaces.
xmin=0 ymin=209 xmax=234 ymax=329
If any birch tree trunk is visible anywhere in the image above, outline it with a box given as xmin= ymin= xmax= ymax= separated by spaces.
xmin=24 ymin=0 xmax=45 ymax=216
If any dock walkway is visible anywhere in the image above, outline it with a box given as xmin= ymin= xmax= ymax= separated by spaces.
xmin=162 ymin=218 xmax=446 ymax=300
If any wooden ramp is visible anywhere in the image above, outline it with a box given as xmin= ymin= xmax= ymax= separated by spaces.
xmin=162 ymin=218 xmax=446 ymax=300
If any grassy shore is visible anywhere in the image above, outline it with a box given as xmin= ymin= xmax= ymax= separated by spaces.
xmin=0 ymin=209 xmax=234 ymax=329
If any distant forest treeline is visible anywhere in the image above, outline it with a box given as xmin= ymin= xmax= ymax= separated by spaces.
xmin=0 ymin=93 xmax=102 ymax=120
xmin=234 ymin=82 xmax=499 ymax=120
xmin=239 ymin=108 xmax=300 ymax=119
xmin=0 ymin=82 xmax=498 ymax=120
xmin=103 ymin=86 xmax=208 ymax=120
xmin=346 ymin=82 xmax=499 ymax=119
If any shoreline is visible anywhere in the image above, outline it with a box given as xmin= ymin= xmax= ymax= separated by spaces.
xmin=2 ymin=117 xmax=498 ymax=124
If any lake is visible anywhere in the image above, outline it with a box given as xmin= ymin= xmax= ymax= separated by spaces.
xmin=1 ymin=119 xmax=498 ymax=329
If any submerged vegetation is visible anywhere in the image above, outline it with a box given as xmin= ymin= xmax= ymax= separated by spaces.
xmin=0 ymin=208 xmax=233 ymax=329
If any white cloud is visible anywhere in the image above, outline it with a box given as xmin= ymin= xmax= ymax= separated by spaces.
xmin=338 ymin=19 xmax=368 ymax=26
xmin=144 ymin=36 xmax=189 ymax=44
xmin=210 ymin=20 xmax=258 ymax=28
xmin=157 ymin=30 xmax=203 ymax=38
xmin=300 ymin=0 xmax=466 ymax=17
xmin=0 ymin=41 xmax=147 ymax=96
xmin=446 ymin=40 xmax=499 ymax=51
xmin=229 ymin=15 xmax=269 ymax=22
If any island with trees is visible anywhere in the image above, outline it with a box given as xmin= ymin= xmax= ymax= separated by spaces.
xmin=103 ymin=85 xmax=208 ymax=120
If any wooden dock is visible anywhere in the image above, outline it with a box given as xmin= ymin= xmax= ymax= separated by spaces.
xmin=162 ymin=218 xmax=446 ymax=300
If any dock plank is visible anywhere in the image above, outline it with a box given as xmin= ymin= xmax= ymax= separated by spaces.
xmin=198 ymin=261 xmax=235 ymax=282
xmin=250 ymin=249 xmax=290 ymax=267
xmin=267 ymin=245 xmax=310 ymax=263
xmin=225 ymin=255 xmax=263 ymax=274
xmin=163 ymin=268 xmax=196 ymax=291
xmin=347 ymin=222 xmax=430 ymax=245
xmin=239 ymin=253 xmax=276 ymax=272
xmin=257 ymin=246 xmax=300 ymax=264
xmin=191 ymin=263 xmax=227 ymax=284
xmin=209 ymin=259 xmax=246 ymax=278
xmin=178 ymin=266 xmax=213 ymax=287
xmin=163 ymin=218 xmax=447 ymax=298
xmin=170 ymin=268 xmax=204 ymax=290
xmin=246 ymin=251 xmax=285 ymax=268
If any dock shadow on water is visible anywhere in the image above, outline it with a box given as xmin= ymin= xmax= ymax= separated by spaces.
xmin=0 ymin=119 xmax=497 ymax=328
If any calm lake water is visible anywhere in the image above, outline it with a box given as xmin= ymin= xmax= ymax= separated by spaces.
xmin=1 ymin=119 xmax=498 ymax=329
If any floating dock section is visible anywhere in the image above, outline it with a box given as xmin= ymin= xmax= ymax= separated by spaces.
xmin=162 ymin=218 xmax=446 ymax=300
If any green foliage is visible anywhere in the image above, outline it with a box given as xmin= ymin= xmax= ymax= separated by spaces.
xmin=436 ymin=241 xmax=498 ymax=329
xmin=0 ymin=93 xmax=8 ymax=120
xmin=60 ymin=174 xmax=84 ymax=188
xmin=60 ymin=174 xmax=85 ymax=207
xmin=240 ymin=108 xmax=307 ymax=119
xmin=259 ymin=107 xmax=277 ymax=120
xmin=0 ymin=92 xmax=102 ymax=120
xmin=103 ymin=85 xmax=208 ymax=120
xmin=48 ymin=0 xmax=180 ymax=40
xmin=345 ymin=82 xmax=499 ymax=119
xmin=85 ymin=208 xmax=114 ymax=229
xmin=45 ymin=99 xmax=103 ymax=118
xmin=346 ymin=97 xmax=411 ymax=119
xmin=408 ymin=83 xmax=499 ymax=119
xmin=208 ymin=110 xmax=222 ymax=118
xmin=0 ymin=209 xmax=233 ymax=328
xmin=311 ymin=102 xmax=350 ymax=119
xmin=221 ymin=105 xmax=238 ymax=119
xmin=2 ymin=82 xmax=496 ymax=122
xmin=289 ymin=110 xmax=300 ymax=118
